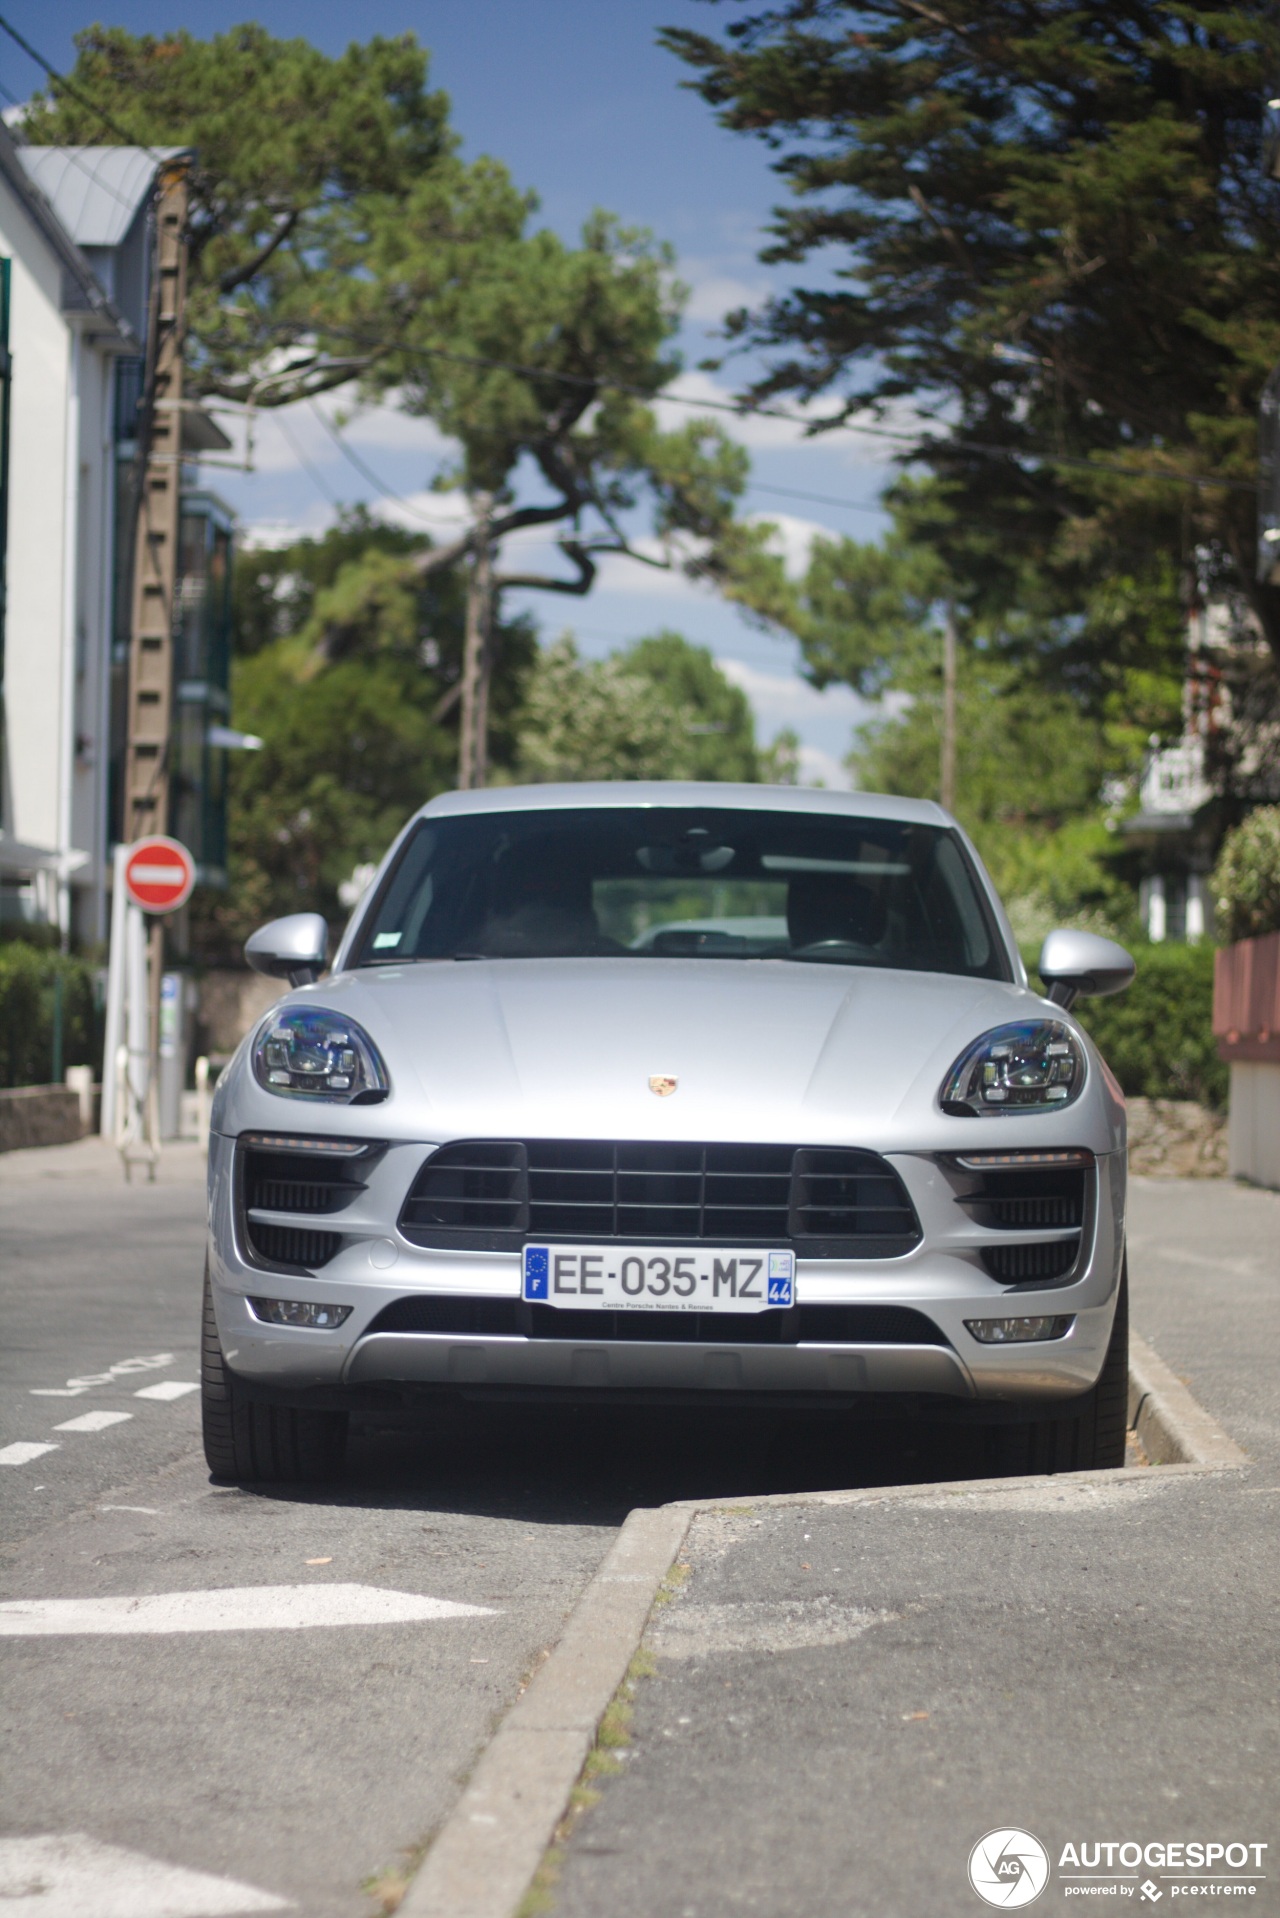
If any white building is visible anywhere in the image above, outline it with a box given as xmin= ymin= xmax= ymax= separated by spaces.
xmin=0 ymin=134 xmax=231 ymax=945
xmin=0 ymin=122 xmax=135 ymax=941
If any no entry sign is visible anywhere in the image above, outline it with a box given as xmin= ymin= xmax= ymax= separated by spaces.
xmin=123 ymin=836 xmax=196 ymax=914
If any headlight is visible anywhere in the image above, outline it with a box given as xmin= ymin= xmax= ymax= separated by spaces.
xmin=941 ymin=1020 xmax=1084 ymax=1117
xmin=253 ymin=1007 xmax=389 ymax=1103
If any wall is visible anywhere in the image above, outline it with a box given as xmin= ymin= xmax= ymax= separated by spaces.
xmin=1227 ymin=1062 xmax=1280 ymax=1190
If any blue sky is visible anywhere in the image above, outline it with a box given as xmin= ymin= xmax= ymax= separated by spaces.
xmin=6 ymin=0 xmax=901 ymax=780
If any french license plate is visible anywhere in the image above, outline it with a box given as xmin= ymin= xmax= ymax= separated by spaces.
xmin=522 ymin=1244 xmax=794 ymax=1313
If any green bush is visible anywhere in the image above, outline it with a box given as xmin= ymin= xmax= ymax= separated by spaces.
xmin=1211 ymin=806 xmax=1280 ymax=943
xmin=0 ymin=943 xmax=101 ymax=1090
xmin=1024 ymin=940 xmax=1225 ymax=1110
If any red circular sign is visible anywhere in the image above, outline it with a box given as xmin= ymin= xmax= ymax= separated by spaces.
xmin=123 ymin=836 xmax=196 ymax=913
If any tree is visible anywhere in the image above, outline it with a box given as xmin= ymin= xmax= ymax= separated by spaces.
xmin=26 ymin=30 xmax=789 ymax=787
xmin=512 ymin=631 xmax=766 ymax=785
xmin=191 ymin=515 xmax=536 ymax=956
xmin=20 ymin=26 xmax=480 ymax=404
xmin=360 ymin=209 xmax=790 ymax=785
xmin=662 ymin=2 xmax=1280 ymax=670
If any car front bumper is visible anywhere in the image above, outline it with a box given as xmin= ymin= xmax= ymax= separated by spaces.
xmin=206 ymin=1130 xmax=1125 ymax=1408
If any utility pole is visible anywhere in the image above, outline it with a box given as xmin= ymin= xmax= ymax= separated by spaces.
xmin=457 ymin=492 xmax=493 ymax=789
xmin=120 ymin=159 xmax=189 ymax=1130
xmin=940 ymin=600 xmax=958 ymax=814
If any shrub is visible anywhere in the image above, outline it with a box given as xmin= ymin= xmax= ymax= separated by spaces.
xmin=1023 ymin=940 xmax=1226 ymax=1110
xmin=1211 ymin=806 xmax=1280 ymax=943
xmin=0 ymin=943 xmax=101 ymax=1089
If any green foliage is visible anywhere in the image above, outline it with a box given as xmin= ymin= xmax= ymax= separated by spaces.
xmin=190 ymin=518 xmax=536 ymax=958
xmin=852 ymin=643 xmax=1136 ymax=935
xmin=512 ymin=633 xmax=764 ymax=785
xmin=1064 ymin=944 xmax=1227 ymax=1110
xmin=622 ymin=631 xmax=760 ymax=781
xmin=22 ymin=27 xmax=463 ymax=403
xmin=0 ymin=945 xmax=100 ymax=1090
xmin=1211 ymin=805 xmax=1280 ymax=942
xmin=663 ymin=2 xmax=1280 ymax=666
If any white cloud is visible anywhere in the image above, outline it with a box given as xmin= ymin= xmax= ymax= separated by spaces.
xmin=682 ymin=271 xmax=768 ymax=324
xmin=795 ymin=744 xmax=854 ymax=791
xmin=718 ymin=657 xmax=869 ymax=726
xmin=750 ymin=510 xmax=836 ymax=579
xmin=372 ymin=488 xmax=474 ymax=536
xmin=654 ymin=369 xmax=927 ymax=470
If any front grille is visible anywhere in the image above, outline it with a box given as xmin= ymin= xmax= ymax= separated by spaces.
xmin=237 ymin=1137 xmax=372 ymax=1272
xmin=981 ymin=1241 xmax=1080 ymax=1283
xmin=361 ymin=1296 xmax=946 ymax=1347
xmin=399 ymin=1140 xmax=921 ymax=1258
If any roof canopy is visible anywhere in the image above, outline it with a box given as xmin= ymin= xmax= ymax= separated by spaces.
xmin=18 ymin=146 xmax=186 ymax=248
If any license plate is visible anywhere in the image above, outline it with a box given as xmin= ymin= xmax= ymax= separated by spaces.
xmin=522 ymin=1244 xmax=794 ymax=1312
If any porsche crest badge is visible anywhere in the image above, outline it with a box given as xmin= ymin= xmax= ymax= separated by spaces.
xmin=648 ymin=1074 xmax=678 ymax=1097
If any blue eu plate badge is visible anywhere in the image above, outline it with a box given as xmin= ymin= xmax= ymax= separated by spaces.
xmin=525 ymin=1245 xmax=550 ymax=1301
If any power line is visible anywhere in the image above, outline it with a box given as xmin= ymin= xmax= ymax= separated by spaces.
xmin=273 ymin=409 xmax=343 ymax=512
xmin=300 ymin=333 xmax=1257 ymax=496
xmin=0 ymin=13 xmax=172 ymax=166
xmin=306 ymin=399 xmax=463 ymax=530
xmin=747 ymin=479 xmax=888 ymax=516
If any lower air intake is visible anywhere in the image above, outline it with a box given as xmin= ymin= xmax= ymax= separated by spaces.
xmin=981 ymin=1241 xmax=1080 ymax=1284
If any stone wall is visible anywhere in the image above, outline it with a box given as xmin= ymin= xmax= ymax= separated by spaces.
xmin=0 ymin=1086 xmax=86 ymax=1153
xmin=1127 ymin=1097 xmax=1228 ymax=1178
xmin=195 ymin=970 xmax=287 ymax=1063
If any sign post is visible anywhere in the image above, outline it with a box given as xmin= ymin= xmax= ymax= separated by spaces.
xmin=102 ymin=837 xmax=196 ymax=1180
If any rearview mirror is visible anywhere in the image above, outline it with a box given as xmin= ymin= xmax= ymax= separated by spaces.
xmin=245 ymin=913 xmax=328 ymax=988
xmin=1038 ymin=929 xmax=1135 ymax=1011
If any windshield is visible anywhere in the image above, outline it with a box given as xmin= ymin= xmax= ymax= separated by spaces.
xmin=352 ymin=807 xmax=1008 ymax=980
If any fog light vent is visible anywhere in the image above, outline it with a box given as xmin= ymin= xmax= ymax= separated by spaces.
xmin=965 ymin=1315 xmax=1074 ymax=1344
xmin=247 ymin=1298 xmax=352 ymax=1329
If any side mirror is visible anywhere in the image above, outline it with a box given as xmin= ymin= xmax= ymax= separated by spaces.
xmin=1038 ymin=929 xmax=1135 ymax=1011
xmin=245 ymin=913 xmax=328 ymax=988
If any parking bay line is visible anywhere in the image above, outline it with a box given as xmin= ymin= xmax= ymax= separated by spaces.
xmin=0 ymin=1833 xmax=288 ymax=1917
xmin=53 ymin=1410 xmax=133 ymax=1434
xmin=133 ymin=1380 xmax=198 ymax=1401
xmin=0 ymin=1584 xmax=499 ymax=1636
xmin=0 ymin=1442 xmax=59 ymax=1467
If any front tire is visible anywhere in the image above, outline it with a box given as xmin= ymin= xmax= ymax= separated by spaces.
xmin=201 ymin=1270 xmax=348 ymax=1484
xmin=988 ymin=1261 xmax=1129 ymax=1475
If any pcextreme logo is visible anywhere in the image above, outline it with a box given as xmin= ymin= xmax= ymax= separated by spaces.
xmin=969 ymin=1830 xmax=1052 ymax=1908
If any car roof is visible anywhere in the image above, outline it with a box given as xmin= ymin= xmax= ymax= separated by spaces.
xmin=416 ymin=782 xmax=953 ymax=827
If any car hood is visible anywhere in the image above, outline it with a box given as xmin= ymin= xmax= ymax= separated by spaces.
xmin=242 ymin=957 xmax=1085 ymax=1149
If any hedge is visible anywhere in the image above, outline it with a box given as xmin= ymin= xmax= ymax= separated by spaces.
xmin=0 ymin=943 xmax=102 ymax=1090
xmin=1025 ymin=940 xmax=1226 ymax=1111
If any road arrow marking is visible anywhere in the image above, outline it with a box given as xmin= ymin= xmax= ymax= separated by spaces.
xmin=0 ymin=1833 xmax=288 ymax=1915
xmin=0 ymin=1583 xmax=498 ymax=1636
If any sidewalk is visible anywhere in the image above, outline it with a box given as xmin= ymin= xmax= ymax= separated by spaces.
xmin=545 ymin=1177 xmax=1280 ymax=1917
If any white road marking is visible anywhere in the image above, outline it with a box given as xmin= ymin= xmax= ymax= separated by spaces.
xmin=100 ymin=1504 xmax=159 ymax=1515
xmin=0 ymin=1442 xmax=59 ymax=1467
xmin=0 ymin=1833 xmax=288 ymax=1915
xmin=134 ymin=1379 xmax=199 ymax=1401
xmin=0 ymin=1583 xmax=498 ymax=1636
xmin=53 ymin=1410 xmax=133 ymax=1433
xmin=31 ymin=1352 xmax=176 ymax=1398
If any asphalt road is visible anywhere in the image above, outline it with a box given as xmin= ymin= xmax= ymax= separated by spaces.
xmin=1 ymin=1134 xmax=1021 ymax=1918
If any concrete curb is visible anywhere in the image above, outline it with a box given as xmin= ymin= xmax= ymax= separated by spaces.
xmin=401 ymin=1338 xmax=1247 ymax=1918
xmin=1128 ymin=1329 xmax=1250 ymax=1468
xmin=400 ymin=1504 xmax=692 ymax=1918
